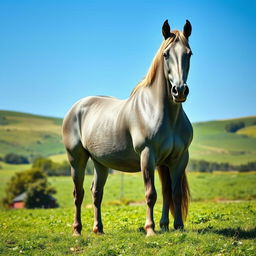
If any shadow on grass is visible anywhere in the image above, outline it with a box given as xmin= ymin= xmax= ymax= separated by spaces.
xmin=197 ymin=227 xmax=256 ymax=239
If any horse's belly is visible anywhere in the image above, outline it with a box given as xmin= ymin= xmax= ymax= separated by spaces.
xmin=91 ymin=149 xmax=141 ymax=172
xmin=84 ymin=135 xmax=140 ymax=172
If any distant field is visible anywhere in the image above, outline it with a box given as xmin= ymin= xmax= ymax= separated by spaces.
xmin=1 ymin=164 xmax=256 ymax=208
xmin=49 ymin=153 xmax=67 ymax=163
xmin=50 ymin=171 xmax=256 ymax=208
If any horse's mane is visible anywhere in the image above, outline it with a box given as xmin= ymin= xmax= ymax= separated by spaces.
xmin=131 ymin=30 xmax=188 ymax=96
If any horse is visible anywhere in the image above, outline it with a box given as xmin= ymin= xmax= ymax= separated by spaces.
xmin=62 ymin=19 xmax=193 ymax=236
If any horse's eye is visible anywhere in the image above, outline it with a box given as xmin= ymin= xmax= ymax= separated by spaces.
xmin=163 ymin=52 xmax=169 ymax=59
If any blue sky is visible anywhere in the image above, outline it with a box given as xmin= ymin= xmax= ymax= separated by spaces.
xmin=0 ymin=0 xmax=255 ymax=122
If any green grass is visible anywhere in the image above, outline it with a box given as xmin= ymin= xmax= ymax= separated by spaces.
xmin=0 ymin=166 xmax=256 ymax=255
xmin=0 ymin=202 xmax=255 ymax=255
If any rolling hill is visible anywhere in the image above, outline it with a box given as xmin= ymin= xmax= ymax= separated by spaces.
xmin=0 ymin=110 xmax=255 ymax=165
xmin=0 ymin=110 xmax=64 ymax=159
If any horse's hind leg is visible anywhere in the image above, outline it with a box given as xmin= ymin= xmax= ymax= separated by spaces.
xmin=66 ymin=143 xmax=89 ymax=236
xmin=91 ymin=160 xmax=108 ymax=234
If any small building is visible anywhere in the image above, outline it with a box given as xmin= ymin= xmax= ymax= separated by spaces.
xmin=10 ymin=192 xmax=26 ymax=209
xmin=10 ymin=192 xmax=58 ymax=209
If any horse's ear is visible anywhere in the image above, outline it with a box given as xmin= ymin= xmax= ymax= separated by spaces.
xmin=183 ymin=20 xmax=192 ymax=39
xmin=162 ymin=20 xmax=171 ymax=40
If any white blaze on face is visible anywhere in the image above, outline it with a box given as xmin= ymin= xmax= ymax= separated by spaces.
xmin=163 ymin=40 xmax=192 ymax=102
xmin=164 ymin=40 xmax=191 ymax=87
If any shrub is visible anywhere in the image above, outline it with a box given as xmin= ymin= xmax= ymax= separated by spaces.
xmin=0 ymin=116 xmax=8 ymax=125
xmin=225 ymin=122 xmax=245 ymax=133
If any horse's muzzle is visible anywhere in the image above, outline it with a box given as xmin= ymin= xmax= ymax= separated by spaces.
xmin=171 ymin=84 xmax=189 ymax=103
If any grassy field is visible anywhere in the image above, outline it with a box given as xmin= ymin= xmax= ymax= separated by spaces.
xmin=0 ymin=164 xmax=255 ymax=255
xmin=0 ymin=202 xmax=255 ymax=256
xmin=1 ymin=110 xmax=256 ymax=164
xmin=1 ymin=163 xmax=256 ymax=208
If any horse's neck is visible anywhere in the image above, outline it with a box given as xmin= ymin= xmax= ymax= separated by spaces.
xmin=149 ymin=61 xmax=183 ymax=126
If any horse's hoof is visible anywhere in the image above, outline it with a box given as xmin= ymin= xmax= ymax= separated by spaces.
xmin=93 ymin=227 xmax=104 ymax=235
xmin=174 ymin=224 xmax=184 ymax=231
xmin=146 ymin=228 xmax=156 ymax=236
xmin=72 ymin=230 xmax=81 ymax=236
xmin=160 ymin=225 xmax=169 ymax=232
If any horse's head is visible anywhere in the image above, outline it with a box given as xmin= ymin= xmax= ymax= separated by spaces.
xmin=162 ymin=20 xmax=192 ymax=103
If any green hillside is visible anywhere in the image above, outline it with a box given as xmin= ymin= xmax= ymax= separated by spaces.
xmin=190 ymin=116 xmax=256 ymax=164
xmin=0 ymin=110 xmax=65 ymax=159
xmin=0 ymin=110 xmax=255 ymax=164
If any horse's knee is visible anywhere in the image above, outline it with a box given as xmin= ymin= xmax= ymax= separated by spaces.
xmin=73 ymin=189 xmax=84 ymax=206
xmin=145 ymin=189 xmax=157 ymax=207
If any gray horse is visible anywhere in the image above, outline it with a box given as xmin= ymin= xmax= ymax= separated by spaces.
xmin=62 ymin=20 xmax=193 ymax=236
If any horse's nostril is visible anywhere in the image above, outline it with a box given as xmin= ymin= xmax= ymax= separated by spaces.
xmin=172 ymin=86 xmax=178 ymax=96
xmin=184 ymin=86 xmax=189 ymax=96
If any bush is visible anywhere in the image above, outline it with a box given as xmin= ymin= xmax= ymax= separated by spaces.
xmin=225 ymin=122 xmax=245 ymax=133
xmin=4 ymin=153 xmax=29 ymax=164
xmin=2 ymin=168 xmax=58 ymax=208
xmin=0 ymin=116 xmax=8 ymax=125
xmin=25 ymin=179 xmax=58 ymax=209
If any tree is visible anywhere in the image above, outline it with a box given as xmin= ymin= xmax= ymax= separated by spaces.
xmin=225 ymin=122 xmax=245 ymax=133
xmin=2 ymin=168 xmax=58 ymax=208
xmin=25 ymin=179 xmax=58 ymax=208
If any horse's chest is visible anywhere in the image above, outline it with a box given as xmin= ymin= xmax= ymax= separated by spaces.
xmin=156 ymin=133 xmax=186 ymax=162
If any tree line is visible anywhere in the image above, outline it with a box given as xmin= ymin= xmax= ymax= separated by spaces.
xmin=0 ymin=153 xmax=29 ymax=164
xmin=32 ymin=157 xmax=95 ymax=176
xmin=188 ymin=159 xmax=256 ymax=172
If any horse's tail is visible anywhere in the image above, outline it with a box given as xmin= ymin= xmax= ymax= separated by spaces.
xmin=158 ymin=166 xmax=190 ymax=221
xmin=179 ymin=172 xmax=190 ymax=220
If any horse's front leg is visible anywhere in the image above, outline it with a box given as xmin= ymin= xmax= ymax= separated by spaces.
xmin=141 ymin=147 xmax=157 ymax=236
xmin=169 ymin=151 xmax=190 ymax=230
xmin=158 ymin=165 xmax=171 ymax=231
